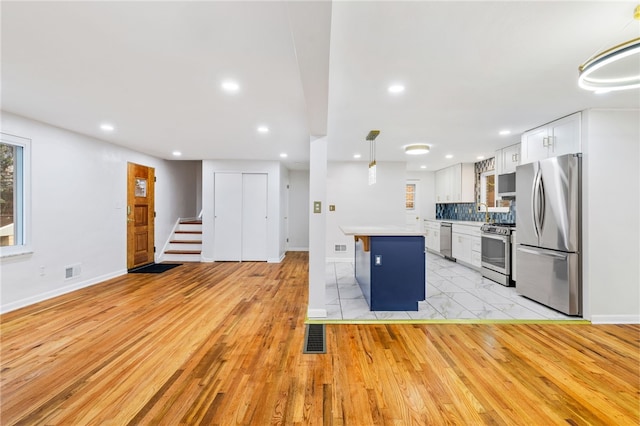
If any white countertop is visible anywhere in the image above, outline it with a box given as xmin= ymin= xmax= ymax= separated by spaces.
xmin=340 ymin=225 xmax=426 ymax=236
xmin=423 ymin=219 xmax=486 ymax=227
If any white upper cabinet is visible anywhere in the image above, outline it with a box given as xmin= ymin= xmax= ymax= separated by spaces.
xmin=521 ymin=112 xmax=581 ymax=164
xmin=500 ymin=143 xmax=521 ymax=174
xmin=435 ymin=163 xmax=475 ymax=203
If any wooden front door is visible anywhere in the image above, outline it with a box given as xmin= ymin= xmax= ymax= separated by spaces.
xmin=127 ymin=162 xmax=155 ymax=270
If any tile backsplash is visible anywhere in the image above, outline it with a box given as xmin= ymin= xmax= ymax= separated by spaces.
xmin=436 ymin=201 xmax=516 ymax=223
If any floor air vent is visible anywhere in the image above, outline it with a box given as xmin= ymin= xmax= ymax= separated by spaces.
xmin=303 ymin=324 xmax=326 ymax=354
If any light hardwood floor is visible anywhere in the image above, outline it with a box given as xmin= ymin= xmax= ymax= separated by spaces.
xmin=1 ymin=252 xmax=638 ymax=425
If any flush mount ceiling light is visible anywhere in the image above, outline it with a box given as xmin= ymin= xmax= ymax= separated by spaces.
xmin=172 ymin=151 xmax=182 ymax=157
xmin=100 ymin=123 xmax=114 ymax=132
xmin=221 ymin=80 xmax=240 ymax=92
xmin=404 ymin=144 xmax=430 ymax=155
xmin=279 ymin=153 xmax=288 ymax=158
xmin=257 ymin=126 xmax=269 ymax=134
xmin=499 ymin=130 xmax=511 ymax=136
xmin=388 ymin=84 xmax=405 ymax=94
xmin=578 ymin=5 xmax=640 ymax=92
xmin=445 ymin=154 xmax=454 ymax=159
xmin=353 ymin=153 xmax=361 ymax=159
xmin=366 ymin=130 xmax=380 ymax=185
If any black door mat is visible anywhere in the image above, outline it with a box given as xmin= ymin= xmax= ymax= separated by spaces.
xmin=129 ymin=263 xmax=182 ymax=274
xmin=303 ymin=324 xmax=326 ymax=354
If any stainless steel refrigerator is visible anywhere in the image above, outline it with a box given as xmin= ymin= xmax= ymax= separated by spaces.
xmin=515 ymin=153 xmax=582 ymax=316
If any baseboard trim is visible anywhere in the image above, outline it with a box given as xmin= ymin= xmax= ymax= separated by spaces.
xmin=268 ymin=253 xmax=286 ymax=264
xmin=590 ymin=314 xmax=640 ymax=324
xmin=307 ymin=308 xmax=327 ymax=318
xmin=0 ymin=269 xmax=127 ymax=314
xmin=287 ymin=247 xmax=309 ymax=252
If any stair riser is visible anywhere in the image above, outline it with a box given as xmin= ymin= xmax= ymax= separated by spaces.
xmin=162 ymin=254 xmax=202 ymax=262
xmin=173 ymin=232 xmax=202 ymax=241
xmin=168 ymin=243 xmax=202 ymax=251
xmin=177 ymin=224 xmax=202 ymax=232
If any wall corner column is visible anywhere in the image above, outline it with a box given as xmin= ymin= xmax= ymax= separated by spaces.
xmin=308 ymin=136 xmax=327 ymax=318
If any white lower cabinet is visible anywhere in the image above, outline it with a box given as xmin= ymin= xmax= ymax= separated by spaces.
xmin=452 ymin=223 xmax=482 ymax=269
xmin=424 ymin=220 xmax=441 ymax=253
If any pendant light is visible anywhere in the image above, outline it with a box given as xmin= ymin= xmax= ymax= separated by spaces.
xmin=578 ymin=5 xmax=640 ymax=92
xmin=366 ymin=130 xmax=380 ymax=185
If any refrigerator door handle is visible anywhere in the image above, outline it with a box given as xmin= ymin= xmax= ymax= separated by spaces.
xmin=517 ymin=247 xmax=567 ymax=260
xmin=538 ymin=173 xmax=545 ymax=233
xmin=532 ymin=169 xmax=542 ymax=238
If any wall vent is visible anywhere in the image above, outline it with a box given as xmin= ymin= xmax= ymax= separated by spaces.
xmin=65 ymin=264 xmax=82 ymax=280
xmin=334 ymin=244 xmax=347 ymax=252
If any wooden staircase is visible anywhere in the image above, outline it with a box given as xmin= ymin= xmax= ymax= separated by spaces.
xmin=163 ymin=219 xmax=202 ymax=262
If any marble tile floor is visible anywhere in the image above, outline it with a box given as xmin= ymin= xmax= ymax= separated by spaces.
xmin=325 ymin=252 xmax=579 ymax=322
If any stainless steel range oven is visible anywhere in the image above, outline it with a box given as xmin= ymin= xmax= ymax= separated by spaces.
xmin=481 ymin=223 xmax=515 ymax=286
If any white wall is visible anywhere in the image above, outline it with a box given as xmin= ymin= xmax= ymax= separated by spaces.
xmin=200 ymin=160 xmax=284 ymax=263
xmin=325 ymin=161 xmax=407 ymax=261
xmin=0 ymin=112 xmax=199 ymax=313
xmin=583 ymin=108 xmax=640 ymax=323
xmin=308 ymin=136 xmax=327 ymax=318
xmin=288 ymin=170 xmax=310 ymax=250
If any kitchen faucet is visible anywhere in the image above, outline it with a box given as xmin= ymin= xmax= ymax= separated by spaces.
xmin=478 ymin=203 xmax=490 ymax=223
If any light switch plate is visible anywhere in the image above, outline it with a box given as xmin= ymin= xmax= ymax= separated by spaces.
xmin=313 ymin=201 xmax=322 ymax=214
xmin=374 ymin=255 xmax=382 ymax=266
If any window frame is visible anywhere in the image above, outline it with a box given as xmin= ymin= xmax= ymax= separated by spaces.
xmin=405 ymin=183 xmax=416 ymax=210
xmin=0 ymin=133 xmax=32 ymax=258
xmin=478 ymin=169 xmax=510 ymax=213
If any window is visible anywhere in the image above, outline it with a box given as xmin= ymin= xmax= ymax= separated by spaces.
xmin=405 ymin=183 xmax=416 ymax=210
xmin=479 ymin=171 xmax=495 ymax=208
xmin=0 ymin=133 xmax=31 ymax=256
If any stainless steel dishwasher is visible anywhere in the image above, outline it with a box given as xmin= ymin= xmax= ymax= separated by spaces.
xmin=439 ymin=222 xmax=453 ymax=259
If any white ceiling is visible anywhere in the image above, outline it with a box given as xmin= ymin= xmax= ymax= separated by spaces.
xmin=2 ymin=1 xmax=639 ymax=171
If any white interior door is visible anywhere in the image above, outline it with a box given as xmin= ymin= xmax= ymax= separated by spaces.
xmin=214 ymin=173 xmax=242 ymax=261
xmin=242 ymin=173 xmax=268 ymax=261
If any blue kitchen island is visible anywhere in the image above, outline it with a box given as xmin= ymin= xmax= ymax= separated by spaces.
xmin=341 ymin=226 xmax=426 ymax=311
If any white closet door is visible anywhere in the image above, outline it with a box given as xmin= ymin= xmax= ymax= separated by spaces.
xmin=242 ymin=173 xmax=268 ymax=261
xmin=214 ymin=173 xmax=242 ymax=261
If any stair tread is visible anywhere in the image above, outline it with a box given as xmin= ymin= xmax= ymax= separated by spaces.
xmin=175 ymin=230 xmax=202 ymax=234
xmin=165 ymin=250 xmax=202 ymax=255
xmin=170 ymin=240 xmax=203 ymax=244
xmin=180 ymin=220 xmax=202 ymax=225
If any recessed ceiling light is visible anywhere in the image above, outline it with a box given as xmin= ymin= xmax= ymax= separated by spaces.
xmin=280 ymin=153 xmax=288 ymax=158
xmin=405 ymin=144 xmax=430 ymax=155
xmin=257 ymin=126 xmax=269 ymax=133
xmin=100 ymin=123 xmax=114 ymax=132
xmin=420 ymin=165 xmax=427 ymax=169
xmin=172 ymin=151 xmax=182 ymax=157
xmin=221 ymin=80 xmax=240 ymax=92
xmin=499 ymin=130 xmax=511 ymax=136
xmin=445 ymin=154 xmax=454 ymax=159
xmin=388 ymin=84 xmax=405 ymax=94
xmin=353 ymin=154 xmax=361 ymax=159
xmin=477 ymin=155 xmax=485 ymax=160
